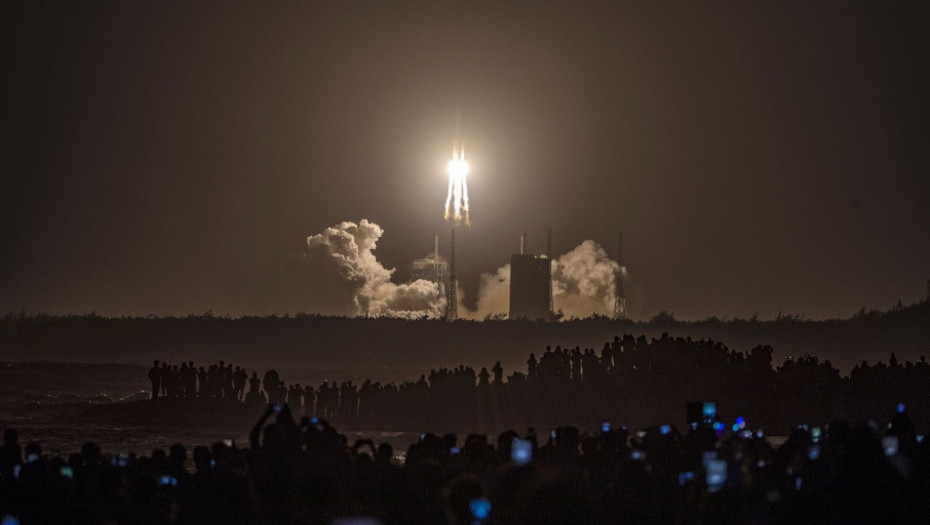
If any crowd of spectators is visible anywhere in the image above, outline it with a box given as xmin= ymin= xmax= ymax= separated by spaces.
xmin=150 ymin=334 xmax=930 ymax=433
xmin=1 ymin=402 xmax=928 ymax=523
xmin=148 ymin=361 xmax=250 ymax=401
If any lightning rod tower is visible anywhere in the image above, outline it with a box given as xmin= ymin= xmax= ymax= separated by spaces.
xmin=613 ymin=232 xmax=626 ymax=320
xmin=445 ymin=228 xmax=458 ymax=321
xmin=546 ymin=228 xmax=553 ymax=317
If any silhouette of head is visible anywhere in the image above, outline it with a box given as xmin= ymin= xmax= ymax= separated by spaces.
xmin=24 ymin=441 xmax=41 ymax=460
xmin=193 ymin=446 xmax=211 ymax=473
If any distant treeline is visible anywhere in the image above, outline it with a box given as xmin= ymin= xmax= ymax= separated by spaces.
xmin=0 ymin=300 xmax=927 ymax=376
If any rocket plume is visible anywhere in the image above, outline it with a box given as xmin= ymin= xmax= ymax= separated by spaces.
xmin=444 ymin=139 xmax=470 ymax=226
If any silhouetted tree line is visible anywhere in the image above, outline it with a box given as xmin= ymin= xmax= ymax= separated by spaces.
xmin=150 ymin=333 xmax=930 ymax=434
xmin=2 ymin=299 xmax=927 ymax=374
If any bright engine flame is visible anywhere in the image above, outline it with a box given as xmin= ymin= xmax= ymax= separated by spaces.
xmin=443 ymin=142 xmax=470 ymax=226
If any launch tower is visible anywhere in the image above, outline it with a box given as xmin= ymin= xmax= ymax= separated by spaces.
xmin=445 ymin=228 xmax=458 ymax=321
xmin=613 ymin=232 xmax=626 ymax=320
xmin=411 ymin=235 xmax=449 ymax=297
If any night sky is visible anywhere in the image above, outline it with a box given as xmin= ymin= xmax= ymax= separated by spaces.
xmin=2 ymin=2 xmax=928 ymax=320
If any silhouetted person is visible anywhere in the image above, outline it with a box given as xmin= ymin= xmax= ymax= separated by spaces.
xmin=218 ymin=360 xmax=227 ymax=398
xmin=571 ymin=347 xmax=582 ymax=381
xmin=0 ymin=428 xmax=21 ymax=476
xmin=263 ymin=370 xmax=280 ymax=404
xmin=492 ymin=361 xmax=503 ymax=384
xmin=342 ymin=381 xmax=358 ymax=421
xmin=302 ymin=384 xmax=316 ymax=417
xmin=527 ymin=352 xmax=538 ymax=378
xmin=478 ymin=367 xmax=490 ymax=385
xmin=317 ymin=380 xmax=331 ymax=418
xmin=224 ymin=362 xmax=234 ymax=399
xmin=197 ymin=366 xmax=208 ymax=397
xmin=185 ymin=361 xmax=197 ymax=397
xmin=233 ymin=366 xmax=247 ymax=401
xmin=160 ymin=362 xmax=170 ymax=397
xmin=149 ymin=360 xmax=161 ymax=399
xmin=165 ymin=365 xmax=180 ymax=397
xmin=246 ymin=372 xmax=264 ymax=405
xmin=287 ymin=384 xmax=303 ymax=411
xmin=179 ymin=362 xmax=191 ymax=397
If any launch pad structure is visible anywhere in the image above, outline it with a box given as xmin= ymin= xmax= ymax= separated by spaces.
xmin=436 ymin=110 xmax=628 ymax=322
xmin=410 ymin=235 xmax=449 ymax=296
xmin=613 ymin=232 xmax=626 ymax=320
xmin=445 ymin=228 xmax=458 ymax=321
xmin=421 ymin=225 xmax=626 ymax=322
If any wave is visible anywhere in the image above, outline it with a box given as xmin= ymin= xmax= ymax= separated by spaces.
xmin=0 ymin=389 xmax=151 ymax=410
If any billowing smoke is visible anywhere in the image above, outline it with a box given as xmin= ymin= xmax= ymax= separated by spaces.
xmin=470 ymin=239 xmax=620 ymax=320
xmin=551 ymin=240 xmax=619 ymax=317
xmin=371 ymin=279 xmax=446 ymax=319
xmin=471 ymin=265 xmax=510 ymax=319
xmin=292 ymin=220 xmax=620 ymax=320
xmin=298 ymin=220 xmax=445 ymax=318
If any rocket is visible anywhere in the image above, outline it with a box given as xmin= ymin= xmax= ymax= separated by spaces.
xmin=444 ymin=109 xmax=471 ymax=226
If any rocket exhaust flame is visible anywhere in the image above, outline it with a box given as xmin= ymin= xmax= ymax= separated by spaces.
xmin=444 ymin=110 xmax=471 ymax=226
xmin=444 ymin=139 xmax=470 ymax=226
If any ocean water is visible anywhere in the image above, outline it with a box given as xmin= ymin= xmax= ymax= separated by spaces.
xmin=0 ymin=361 xmax=419 ymax=457
xmin=1 ymin=361 xmax=787 ymax=458
xmin=0 ymin=361 xmax=153 ymax=453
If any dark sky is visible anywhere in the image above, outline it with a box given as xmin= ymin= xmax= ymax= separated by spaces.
xmin=2 ymin=2 xmax=928 ymax=320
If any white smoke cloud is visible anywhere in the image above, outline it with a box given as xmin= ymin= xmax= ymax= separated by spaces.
xmin=370 ymin=279 xmax=446 ymax=319
xmin=470 ymin=239 xmax=619 ymax=320
xmin=551 ymin=240 xmax=618 ymax=317
xmin=468 ymin=264 xmax=510 ymax=320
xmin=293 ymin=220 xmax=620 ymax=320
xmin=299 ymin=220 xmax=444 ymax=318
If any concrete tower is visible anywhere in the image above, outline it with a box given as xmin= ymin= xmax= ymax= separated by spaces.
xmin=509 ymin=232 xmax=552 ymax=321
